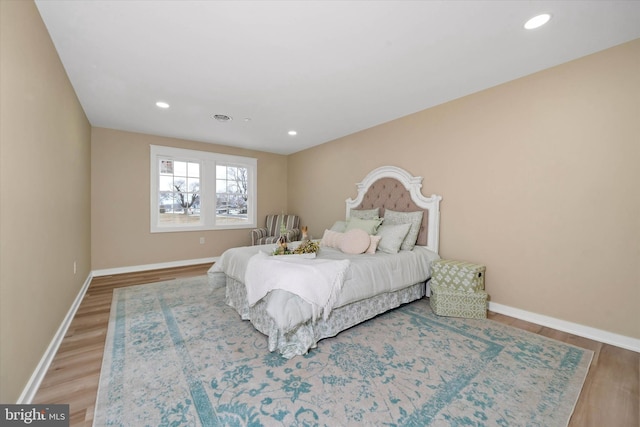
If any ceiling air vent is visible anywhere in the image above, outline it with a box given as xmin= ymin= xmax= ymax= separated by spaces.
xmin=212 ymin=114 xmax=232 ymax=122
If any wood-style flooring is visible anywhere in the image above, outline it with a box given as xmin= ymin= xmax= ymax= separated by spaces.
xmin=33 ymin=265 xmax=639 ymax=426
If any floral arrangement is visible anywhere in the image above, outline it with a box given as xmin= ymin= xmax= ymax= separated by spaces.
xmin=273 ymin=237 xmax=320 ymax=256
xmin=292 ymin=239 xmax=320 ymax=254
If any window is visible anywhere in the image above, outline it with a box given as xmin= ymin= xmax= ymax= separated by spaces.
xmin=216 ymin=164 xmax=249 ymax=226
xmin=159 ymin=160 xmax=200 ymax=224
xmin=150 ymin=145 xmax=257 ymax=232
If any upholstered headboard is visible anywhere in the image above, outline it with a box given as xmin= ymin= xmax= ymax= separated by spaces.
xmin=345 ymin=166 xmax=442 ymax=254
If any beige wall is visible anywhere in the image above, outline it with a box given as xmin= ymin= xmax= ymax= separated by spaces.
xmin=1 ymin=0 xmax=637 ymax=404
xmin=0 ymin=0 xmax=92 ymax=402
xmin=289 ymin=39 xmax=640 ymax=340
xmin=91 ymin=128 xmax=288 ymax=270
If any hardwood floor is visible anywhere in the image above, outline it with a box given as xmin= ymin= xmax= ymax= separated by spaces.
xmin=33 ymin=265 xmax=639 ymax=426
xmin=32 ymin=264 xmax=211 ymax=426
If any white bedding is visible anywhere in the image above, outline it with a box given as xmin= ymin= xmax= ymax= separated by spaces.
xmin=245 ymin=251 xmax=350 ymax=321
xmin=208 ymin=241 xmax=440 ymax=331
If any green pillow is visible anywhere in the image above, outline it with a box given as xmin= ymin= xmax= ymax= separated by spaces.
xmin=344 ymin=217 xmax=383 ymax=234
xmin=330 ymin=221 xmax=347 ymax=232
xmin=349 ymin=208 xmax=380 ymax=220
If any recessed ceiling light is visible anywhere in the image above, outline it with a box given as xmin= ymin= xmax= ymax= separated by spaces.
xmin=288 ymin=130 xmax=297 ymax=136
xmin=212 ymin=114 xmax=232 ymax=122
xmin=524 ymin=13 xmax=551 ymax=30
xmin=155 ymin=101 xmax=170 ymax=109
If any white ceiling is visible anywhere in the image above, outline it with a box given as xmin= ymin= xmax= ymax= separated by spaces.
xmin=35 ymin=1 xmax=640 ymax=155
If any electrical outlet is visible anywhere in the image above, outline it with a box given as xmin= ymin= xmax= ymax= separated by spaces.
xmin=200 ymin=237 xmax=205 ymax=244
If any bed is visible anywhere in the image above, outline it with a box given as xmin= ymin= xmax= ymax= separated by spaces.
xmin=208 ymin=165 xmax=442 ymax=358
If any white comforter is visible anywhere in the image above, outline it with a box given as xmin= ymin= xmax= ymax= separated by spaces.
xmin=208 ymin=241 xmax=440 ymax=330
xmin=245 ymin=251 xmax=350 ymax=322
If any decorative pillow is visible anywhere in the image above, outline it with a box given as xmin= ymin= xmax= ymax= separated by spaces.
xmin=375 ymin=223 xmax=412 ymax=254
xmin=320 ymin=229 xmax=344 ymax=248
xmin=365 ymin=235 xmax=382 ymax=254
xmin=349 ymin=208 xmax=380 ymax=220
xmin=330 ymin=221 xmax=347 ymax=232
xmin=344 ymin=217 xmax=383 ymax=234
xmin=383 ymin=209 xmax=424 ymax=251
xmin=339 ymin=228 xmax=371 ymax=254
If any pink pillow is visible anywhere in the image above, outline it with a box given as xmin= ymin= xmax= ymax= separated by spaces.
xmin=321 ymin=229 xmax=344 ymax=248
xmin=366 ymin=235 xmax=382 ymax=254
xmin=339 ymin=228 xmax=371 ymax=254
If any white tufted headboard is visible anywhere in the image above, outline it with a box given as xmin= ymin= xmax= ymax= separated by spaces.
xmin=346 ymin=166 xmax=442 ymax=254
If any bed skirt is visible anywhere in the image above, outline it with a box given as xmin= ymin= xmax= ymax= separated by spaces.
xmin=224 ymin=275 xmax=426 ymax=358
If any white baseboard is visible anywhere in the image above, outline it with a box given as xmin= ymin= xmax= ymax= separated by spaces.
xmin=92 ymin=257 xmax=217 ymax=277
xmin=17 ymin=272 xmax=94 ymax=404
xmin=489 ymin=301 xmax=640 ymax=353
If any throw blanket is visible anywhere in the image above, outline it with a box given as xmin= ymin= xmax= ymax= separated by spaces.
xmin=245 ymin=251 xmax=350 ymax=323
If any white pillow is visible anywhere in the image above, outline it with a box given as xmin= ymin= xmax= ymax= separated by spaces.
xmin=383 ymin=209 xmax=424 ymax=251
xmin=375 ymin=223 xmax=411 ymax=254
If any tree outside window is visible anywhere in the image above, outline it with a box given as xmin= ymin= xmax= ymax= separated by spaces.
xmin=158 ymin=160 xmax=201 ymax=224
xmin=216 ymin=165 xmax=249 ymax=225
xmin=150 ymin=145 xmax=257 ymax=232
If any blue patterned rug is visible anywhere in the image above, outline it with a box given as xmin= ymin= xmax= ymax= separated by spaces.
xmin=94 ymin=276 xmax=592 ymax=426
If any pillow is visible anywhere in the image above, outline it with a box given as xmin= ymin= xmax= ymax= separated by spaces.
xmin=383 ymin=209 xmax=424 ymax=251
xmin=320 ymin=229 xmax=344 ymax=248
xmin=344 ymin=217 xmax=383 ymax=234
xmin=339 ymin=229 xmax=371 ymax=254
xmin=365 ymin=235 xmax=382 ymax=254
xmin=375 ymin=223 xmax=411 ymax=254
xmin=330 ymin=221 xmax=347 ymax=232
xmin=349 ymin=208 xmax=380 ymax=220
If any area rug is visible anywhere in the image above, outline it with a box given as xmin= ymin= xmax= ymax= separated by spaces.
xmin=94 ymin=276 xmax=592 ymax=426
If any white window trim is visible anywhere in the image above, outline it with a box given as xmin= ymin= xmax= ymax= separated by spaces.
xmin=150 ymin=145 xmax=257 ymax=233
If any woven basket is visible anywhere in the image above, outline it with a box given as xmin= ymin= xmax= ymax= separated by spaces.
xmin=431 ymin=259 xmax=486 ymax=293
xmin=430 ymin=284 xmax=487 ymax=319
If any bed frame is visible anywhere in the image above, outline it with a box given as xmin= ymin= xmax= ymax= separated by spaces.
xmin=346 ymin=165 xmax=442 ymax=254
xmin=224 ymin=165 xmax=442 ymax=358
